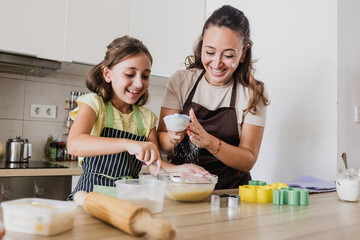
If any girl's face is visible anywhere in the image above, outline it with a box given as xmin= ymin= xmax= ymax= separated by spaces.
xmin=201 ymin=26 xmax=246 ymax=86
xmin=102 ymin=53 xmax=151 ymax=111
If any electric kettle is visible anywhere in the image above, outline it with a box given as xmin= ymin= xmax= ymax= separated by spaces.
xmin=5 ymin=136 xmax=32 ymax=163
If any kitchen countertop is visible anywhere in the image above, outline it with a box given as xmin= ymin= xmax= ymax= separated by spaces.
xmin=0 ymin=161 xmax=149 ymax=177
xmin=0 ymin=161 xmax=83 ymax=177
xmin=1 ymin=189 xmax=359 ymax=239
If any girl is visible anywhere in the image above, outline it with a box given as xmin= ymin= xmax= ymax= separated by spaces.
xmin=67 ymin=36 xmax=207 ymax=200
xmin=157 ymin=5 xmax=269 ymax=189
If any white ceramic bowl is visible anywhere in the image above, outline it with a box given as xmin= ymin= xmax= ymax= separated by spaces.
xmin=163 ymin=113 xmax=190 ymax=132
xmin=158 ymin=172 xmax=218 ymax=202
xmin=115 ymin=178 xmax=167 ymax=213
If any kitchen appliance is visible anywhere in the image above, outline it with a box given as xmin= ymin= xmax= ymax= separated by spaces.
xmin=5 ymin=136 xmax=32 ymax=163
xmin=0 ymin=160 xmax=67 ymax=169
xmin=0 ymin=161 xmax=71 ymax=202
xmin=0 ymin=51 xmax=61 ymax=77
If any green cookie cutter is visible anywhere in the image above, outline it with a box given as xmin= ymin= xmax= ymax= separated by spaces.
xmin=248 ymin=180 xmax=267 ymax=186
xmin=272 ymin=187 xmax=309 ymax=206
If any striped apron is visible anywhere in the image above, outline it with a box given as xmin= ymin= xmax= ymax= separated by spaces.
xmin=67 ymin=102 xmax=146 ymax=200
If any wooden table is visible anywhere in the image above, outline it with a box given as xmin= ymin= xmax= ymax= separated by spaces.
xmin=1 ymin=189 xmax=359 ymax=240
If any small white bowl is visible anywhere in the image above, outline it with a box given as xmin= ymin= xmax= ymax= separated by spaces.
xmin=115 ymin=179 xmax=167 ymax=213
xmin=163 ymin=113 xmax=190 ymax=132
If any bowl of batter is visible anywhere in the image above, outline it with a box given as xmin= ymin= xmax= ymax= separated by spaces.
xmin=157 ymin=172 xmax=218 ymax=202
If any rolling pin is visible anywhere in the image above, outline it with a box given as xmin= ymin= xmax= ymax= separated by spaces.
xmin=74 ymin=191 xmax=176 ymax=240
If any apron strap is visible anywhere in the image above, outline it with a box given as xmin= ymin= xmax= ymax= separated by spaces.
xmin=106 ymin=101 xmax=114 ymax=128
xmin=229 ymin=74 xmax=237 ymax=109
xmin=132 ymin=104 xmax=145 ymax=137
xmin=105 ymin=101 xmax=144 ymax=136
xmin=184 ymin=70 xmax=205 ymax=106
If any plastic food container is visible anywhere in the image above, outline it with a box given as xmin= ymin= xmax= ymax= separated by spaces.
xmin=163 ymin=113 xmax=190 ymax=132
xmin=1 ymin=198 xmax=78 ymax=236
xmin=115 ymin=178 xmax=167 ymax=214
xmin=336 ymin=168 xmax=360 ymax=202
xmin=157 ymin=172 xmax=218 ymax=202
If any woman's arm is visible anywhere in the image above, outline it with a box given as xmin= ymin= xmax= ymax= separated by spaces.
xmin=67 ymin=103 xmax=160 ymax=165
xmin=187 ymin=108 xmax=264 ymax=172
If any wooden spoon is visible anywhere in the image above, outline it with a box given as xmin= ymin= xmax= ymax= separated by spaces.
xmin=341 ymin=152 xmax=348 ymax=169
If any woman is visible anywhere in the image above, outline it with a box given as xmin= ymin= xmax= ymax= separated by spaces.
xmin=157 ymin=5 xmax=269 ymax=189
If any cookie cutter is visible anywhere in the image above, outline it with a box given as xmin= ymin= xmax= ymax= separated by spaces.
xmin=239 ymin=183 xmax=288 ymax=203
xmin=211 ymin=194 xmax=240 ymax=208
xmin=272 ymin=187 xmax=309 ymax=206
xmin=248 ymin=180 xmax=267 ymax=186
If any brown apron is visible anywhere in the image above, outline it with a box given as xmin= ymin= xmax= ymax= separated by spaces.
xmin=169 ymin=70 xmax=251 ymax=189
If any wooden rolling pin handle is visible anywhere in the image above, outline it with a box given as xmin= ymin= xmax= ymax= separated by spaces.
xmin=74 ymin=191 xmax=176 ymax=240
xmin=133 ymin=211 xmax=176 ymax=240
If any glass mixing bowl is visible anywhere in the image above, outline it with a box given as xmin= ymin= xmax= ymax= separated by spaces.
xmin=157 ymin=172 xmax=218 ymax=202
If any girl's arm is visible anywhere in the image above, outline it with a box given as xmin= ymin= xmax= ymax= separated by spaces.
xmin=187 ymin=109 xmax=264 ymax=172
xmin=67 ymin=103 xmax=160 ymax=165
xmin=157 ymin=107 xmax=187 ymax=151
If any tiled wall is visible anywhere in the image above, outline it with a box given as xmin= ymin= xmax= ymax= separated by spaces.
xmin=0 ymin=69 xmax=167 ymax=161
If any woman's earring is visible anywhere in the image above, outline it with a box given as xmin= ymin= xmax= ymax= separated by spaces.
xmin=231 ymin=63 xmax=236 ymax=68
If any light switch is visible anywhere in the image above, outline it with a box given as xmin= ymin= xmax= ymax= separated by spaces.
xmin=355 ymin=105 xmax=360 ymax=123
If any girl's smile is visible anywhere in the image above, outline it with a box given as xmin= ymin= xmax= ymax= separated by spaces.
xmin=102 ymin=53 xmax=151 ymax=113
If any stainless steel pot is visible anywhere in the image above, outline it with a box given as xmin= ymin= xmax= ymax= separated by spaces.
xmin=5 ymin=136 xmax=32 ymax=163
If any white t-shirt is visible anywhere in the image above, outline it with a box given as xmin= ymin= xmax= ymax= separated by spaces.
xmin=162 ymin=69 xmax=267 ymax=127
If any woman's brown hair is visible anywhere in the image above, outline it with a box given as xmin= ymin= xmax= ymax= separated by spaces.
xmin=86 ymin=35 xmax=153 ymax=106
xmin=185 ymin=5 xmax=269 ymax=124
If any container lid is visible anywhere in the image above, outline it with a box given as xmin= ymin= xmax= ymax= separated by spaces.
xmin=8 ymin=136 xmax=23 ymax=142
xmin=1 ymin=198 xmax=78 ymax=213
xmin=56 ymin=142 xmax=65 ymax=146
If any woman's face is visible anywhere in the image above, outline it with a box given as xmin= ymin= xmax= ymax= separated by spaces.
xmin=102 ymin=53 xmax=151 ymax=111
xmin=201 ymin=26 xmax=246 ymax=86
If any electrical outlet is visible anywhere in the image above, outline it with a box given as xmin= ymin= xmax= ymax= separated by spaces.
xmin=30 ymin=104 xmax=57 ymax=119
xmin=355 ymin=105 xmax=360 ymax=123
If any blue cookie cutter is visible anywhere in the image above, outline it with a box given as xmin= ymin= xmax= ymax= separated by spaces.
xmin=272 ymin=187 xmax=309 ymax=206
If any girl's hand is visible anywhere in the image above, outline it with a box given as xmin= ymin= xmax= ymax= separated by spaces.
xmin=126 ymin=141 xmax=160 ymax=166
xmin=187 ymin=108 xmax=213 ymax=149
xmin=171 ymin=163 xmax=209 ymax=175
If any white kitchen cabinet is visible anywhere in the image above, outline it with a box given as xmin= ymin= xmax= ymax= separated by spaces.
xmin=129 ymin=0 xmax=206 ymax=77
xmin=0 ymin=0 xmax=66 ymax=60
xmin=64 ymin=0 xmax=130 ymax=65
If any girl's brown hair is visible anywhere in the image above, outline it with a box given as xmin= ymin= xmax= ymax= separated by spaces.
xmin=86 ymin=35 xmax=153 ymax=106
xmin=185 ymin=5 xmax=269 ymax=124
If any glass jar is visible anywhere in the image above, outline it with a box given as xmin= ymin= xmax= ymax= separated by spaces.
xmin=336 ymin=168 xmax=360 ymax=202
xmin=56 ymin=142 xmax=65 ymax=161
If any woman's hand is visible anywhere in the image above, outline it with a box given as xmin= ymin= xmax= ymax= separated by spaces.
xmin=126 ymin=141 xmax=160 ymax=166
xmin=187 ymin=108 xmax=214 ymax=149
xmin=167 ymin=129 xmax=187 ymax=146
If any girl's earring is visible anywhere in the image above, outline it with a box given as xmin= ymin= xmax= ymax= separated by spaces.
xmin=231 ymin=63 xmax=236 ymax=68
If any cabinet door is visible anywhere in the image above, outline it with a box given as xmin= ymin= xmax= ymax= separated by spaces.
xmin=0 ymin=0 xmax=66 ymax=60
xmin=64 ymin=0 xmax=130 ymax=65
xmin=129 ymin=0 xmax=205 ymax=77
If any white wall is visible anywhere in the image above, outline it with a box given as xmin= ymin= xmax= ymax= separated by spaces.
xmin=338 ymin=0 xmax=360 ymax=169
xmin=207 ymin=0 xmax=338 ymax=182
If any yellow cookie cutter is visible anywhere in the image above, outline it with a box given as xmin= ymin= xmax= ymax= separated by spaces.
xmin=239 ymin=183 xmax=288 ymax=203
